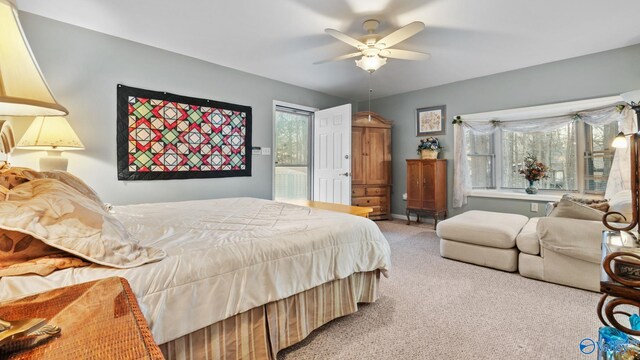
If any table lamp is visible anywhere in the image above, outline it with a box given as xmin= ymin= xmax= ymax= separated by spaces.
xmin=16 ymin=116 xmax=84 ymax=171
xmin=0 ymin=0 xmax=68 ymax=116
xmin=0 ymin=0 xmax=71 ymax=340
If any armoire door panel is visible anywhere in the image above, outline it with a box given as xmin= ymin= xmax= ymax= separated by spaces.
xmin=421 ymin=161 xmax=435 ymax=204
xmin=351 ymin=127 xmax=365 ymax=185
xmin=366 ymin=128 xmax=389 ymax=185
xmin=406 ymin=161 xmax=422 ymax=204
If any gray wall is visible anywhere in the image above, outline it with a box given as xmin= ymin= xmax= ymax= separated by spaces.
xmin=362 ymin=44 xmax=640 ymax=218
xmin=9 ymin=13 xmax=347 ymax=205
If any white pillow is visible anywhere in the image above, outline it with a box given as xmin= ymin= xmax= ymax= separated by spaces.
xmin=609 ymin=190 xmax=632 ymax=223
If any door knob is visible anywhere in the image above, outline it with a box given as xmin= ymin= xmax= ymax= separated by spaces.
xmin=339 ymin=172 xmax=350 ymax=177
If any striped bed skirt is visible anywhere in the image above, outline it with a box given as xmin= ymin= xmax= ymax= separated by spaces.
xmin=159 ymin=270 xmax=380 ymax=360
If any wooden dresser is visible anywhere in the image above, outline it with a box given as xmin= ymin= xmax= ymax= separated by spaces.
xmin=406 ymin=159 xmax=447 ymax=227
xmin=351 ymin=112 xmax=392 ymax=220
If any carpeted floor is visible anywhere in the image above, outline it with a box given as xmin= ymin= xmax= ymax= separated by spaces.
xmin=279 ymin=220 xmax=602 ymax=360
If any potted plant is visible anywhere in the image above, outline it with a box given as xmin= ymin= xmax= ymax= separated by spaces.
xmin=518 ymin=153 xmax=549 ymax=194
xmin=417 ymin=137 xmax=442 ymax=159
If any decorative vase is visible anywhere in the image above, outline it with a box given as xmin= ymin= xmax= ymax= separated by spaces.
xmin=420 ymin=149 xmax=439 ymax=159
xmin=525 ymin=180 xmax=537 ymax=194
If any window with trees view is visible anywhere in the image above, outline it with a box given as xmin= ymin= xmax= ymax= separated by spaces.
xmin=584 ymin=122 xmax=617 ymax=193
xmin=466 ymin=121 xmax=617 ymax=194
xmin=274 ymin=106 xmax=312 ymax=201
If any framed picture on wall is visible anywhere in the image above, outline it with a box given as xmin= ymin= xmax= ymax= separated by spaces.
xmin=416 ymin=105 xmax=446 ymax=136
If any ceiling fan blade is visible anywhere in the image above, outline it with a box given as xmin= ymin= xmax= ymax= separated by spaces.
xmin=375 ymin=21 xmax=425 ymax=49
xmin=325 ymin=28 xmax=366 ymax=49
xmin=380 ymin=49 xmax=431 ymax=61
xmin=314 ymin=52 xmax=362 ymax=65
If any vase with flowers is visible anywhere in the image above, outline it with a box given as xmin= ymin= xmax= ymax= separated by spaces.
xmin=518 ymin=153 xmax=549 ymax=194
xmin=417 ymin=137 xmax=443 ymax=159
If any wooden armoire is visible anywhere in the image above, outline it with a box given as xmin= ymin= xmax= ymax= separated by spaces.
xmin=405 ymin=159 xmax=447 ymax=228
xmin=351 ymin=112 xmax=392 ymax=220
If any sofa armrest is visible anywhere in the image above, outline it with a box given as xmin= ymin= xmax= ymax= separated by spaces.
xmin=536 ymin=217 xmax=606 ymax=264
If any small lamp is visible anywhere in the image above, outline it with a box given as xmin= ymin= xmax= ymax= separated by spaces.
xmin=610 ymin=91 xmax=640 ymax=149
xmin=16 ymin=117 xmax=84 ymax=171
xmin=612 ymin=132 xmax=628 ymax=149
xmin=0 ymin=0 xmax=68 ymax=116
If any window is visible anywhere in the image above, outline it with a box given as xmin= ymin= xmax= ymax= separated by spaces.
xmin=501 ymin=124 xmax=577 ymax=191
xmin=584 ymin=122 xmax=617 ymax=194
xmin=465 ymin=132 xmax=495 ymax=189
xmin=274 ymin=106 xmax=312 ymax=201
xmin=466 ymin=121 xmax=616 ymax=195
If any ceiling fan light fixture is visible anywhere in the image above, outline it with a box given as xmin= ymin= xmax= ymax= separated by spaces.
xmin=355 ymin=55 xmax=386 ymax=73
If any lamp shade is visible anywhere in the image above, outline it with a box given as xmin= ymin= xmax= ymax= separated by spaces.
xmin=621 ymin=90 xmax=640 ymax=106
xmin=611 ymin=132 xmax=628 ymax=149
xmin=17 ymin=116 xmax=84 ymax=150
xmin=355 ymin=55 xmax=387 ymax=73
xmin=0 ymin=0 xmax=68 ymax=116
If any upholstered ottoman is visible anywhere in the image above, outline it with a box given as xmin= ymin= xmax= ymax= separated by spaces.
xmin=436 ymin=210 xmax=529 ymax=272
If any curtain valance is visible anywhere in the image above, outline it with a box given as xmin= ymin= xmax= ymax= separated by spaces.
xmin=452 ymin=102 xmax=633 ymax=208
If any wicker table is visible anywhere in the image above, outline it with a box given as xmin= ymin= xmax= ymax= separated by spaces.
xmin=0 ymin=277 xmax=163 ymax=359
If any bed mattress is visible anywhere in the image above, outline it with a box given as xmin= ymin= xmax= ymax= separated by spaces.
xmin=0 ymin=197 xmax=391 ymax=344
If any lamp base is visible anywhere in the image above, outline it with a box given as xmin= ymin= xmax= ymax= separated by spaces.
xmin=39 ymin=156 xmax=68 ymax=172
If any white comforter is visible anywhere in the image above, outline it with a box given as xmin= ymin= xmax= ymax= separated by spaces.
xmin=0 ymin=197 xmax=391 ymax=344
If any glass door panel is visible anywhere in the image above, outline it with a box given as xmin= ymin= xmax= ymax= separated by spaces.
xmin=274 ymin=107 xmax=311 ymax=201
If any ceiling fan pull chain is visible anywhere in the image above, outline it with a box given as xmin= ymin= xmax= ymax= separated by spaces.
xmin=368 ymin=72 xmax=373 ymax=121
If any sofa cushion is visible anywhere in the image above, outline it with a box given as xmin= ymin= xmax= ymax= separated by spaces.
xmin=536 ymin=217 xmax=605 ymax=264
xmin=516 ymin=217 xmax=540 ymax=255
xmin=436 ymin=210 xmax=528 ymax=249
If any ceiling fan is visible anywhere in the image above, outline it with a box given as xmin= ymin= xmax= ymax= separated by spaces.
xmin=316 ymin=19 xmax=430 ymax=73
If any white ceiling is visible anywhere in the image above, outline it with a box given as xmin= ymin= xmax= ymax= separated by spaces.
xmin=17 ymin=0 xmax=640 ymax=101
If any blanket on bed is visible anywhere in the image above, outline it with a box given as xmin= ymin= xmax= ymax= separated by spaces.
xmin=0 ymin=197 xmax=391 ymax=345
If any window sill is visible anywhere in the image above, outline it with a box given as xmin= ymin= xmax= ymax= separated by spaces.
xmin=466 ymin=189 xmax=563 ymax=202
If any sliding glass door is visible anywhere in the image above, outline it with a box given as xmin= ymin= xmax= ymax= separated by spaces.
xmin=274 ymin=105 xmax=312 ymax=201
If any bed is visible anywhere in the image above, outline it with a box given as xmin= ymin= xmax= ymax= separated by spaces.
xmin=0 ymin=123 xmax=391 ymax=359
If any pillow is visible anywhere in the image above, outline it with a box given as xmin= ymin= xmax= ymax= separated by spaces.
xmin=587 ymin=202 xmax=610 ymax=212
xmin=548 ymin=194 xmax=610 ymax=214
xmin=550 ymin=198 xmax=622 ymax=222
xmin=0 ymin=166 xmax=31 ymax=190
xmin=26 ymin=169 xmax=103 ymax=205
xmin=561 ymin=193 xmax=609 ymax=205
xmin=609 ymin=190 xmax=633 ymax=223
xmin=0 ymin=178 xmax=165 ymax=268
xmin=0 ymin=166 xmax=103 ymax=204
xmin=0 ymin=230 xmax=90 ymax=276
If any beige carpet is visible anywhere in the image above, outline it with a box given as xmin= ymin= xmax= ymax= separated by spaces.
xmin=279 ymin=220 xmax=602 ymax=360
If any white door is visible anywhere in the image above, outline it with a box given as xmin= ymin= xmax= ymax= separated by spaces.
xmin=313 ymin=104 xmax=352 ymax=204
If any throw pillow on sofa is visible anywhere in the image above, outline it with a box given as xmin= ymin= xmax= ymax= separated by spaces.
xmin=550 ymin=198 xmax=622 ymax=222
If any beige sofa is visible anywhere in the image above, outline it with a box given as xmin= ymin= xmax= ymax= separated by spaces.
xmin=437 ymin=191 xmax=632 ymax=292
xmin=516 ymin=217 xmax=606 ymax=292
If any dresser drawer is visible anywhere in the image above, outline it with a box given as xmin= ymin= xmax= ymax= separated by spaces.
xmin=353 ymin=197 xmax=381 ymax=207
xmin=365 ymin=187 xmax=387 ymax=196
xmin=352 ymin=187 xmax=366 ymax=197
xmin=369 ymin=206 xmax=383 ymax=214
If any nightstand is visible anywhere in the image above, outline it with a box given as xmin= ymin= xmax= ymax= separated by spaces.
xmin=0 ymin=277 xmax=163 ymax=359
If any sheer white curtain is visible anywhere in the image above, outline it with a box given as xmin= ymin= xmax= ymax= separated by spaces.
xmin=453 ymin=104 xmax=627 ymax=208
xmin=605 ymin=107 xmax=636 ymax=199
